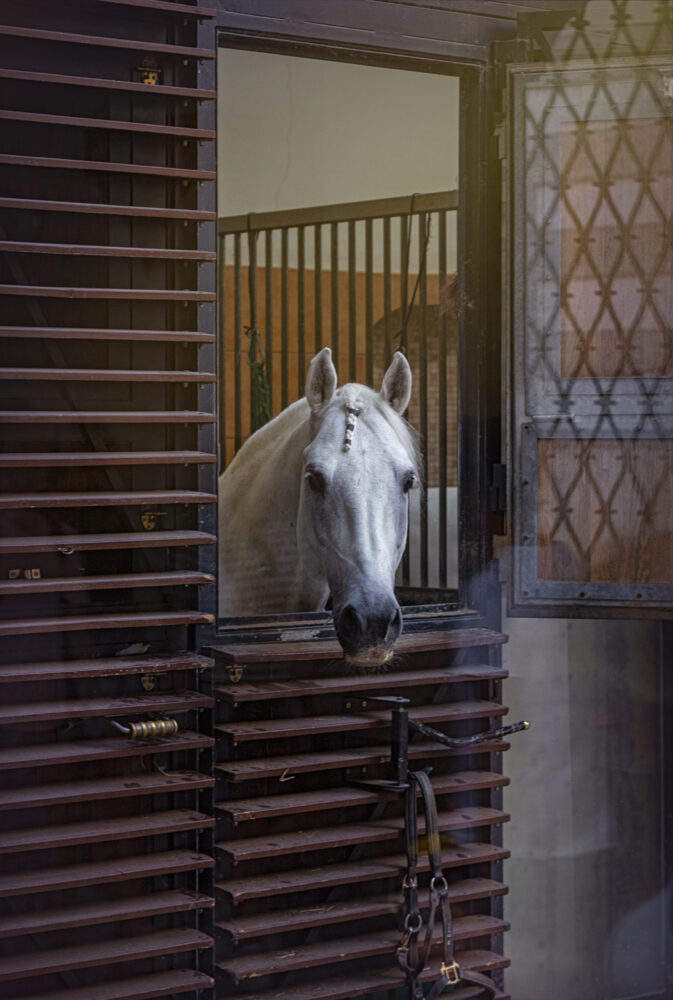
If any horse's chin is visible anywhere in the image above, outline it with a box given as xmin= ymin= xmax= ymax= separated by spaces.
xmin=343 ymin=646 xmax=395 ymax=675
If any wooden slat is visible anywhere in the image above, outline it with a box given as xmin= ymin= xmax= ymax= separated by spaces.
xmin=218 ymin=739 xmax=509 ymax=784
xmin=218 ymin=663 xmax=508 ymax=704
xmin=0 ymin=889 xmax=214 ymax=939
xmin=217 ymin=843 xmax=510 ymax=903
xmin=0 ymin=850 xmax=215 ymax=897
xmin=0 ymin=198 xmax=216 ymax=221
xmin=20 ymin=970 xmax=215 ymax=1000
xmin=0 ymin=285 xmax=216 ymax=301
xmin=216 ymin=771 xmax=509 ymax=824
xmin=0 ymin=367 xmax=215 ymax=381
xmin=0 ymin=240 xmax=216 ymax=260
xmin=0 ymin=152 xmax=216 ymax=181
xmin=217 ymin=878 xmax=506 ymax=941
xmin=0 ymin=490 xmax=216 ymax=509
xmin=0 ymin=530 xmax=215 ymax=553
xmin=0 ymin=570 xmax=214 ymax=596
xmin=0 ymin=68 xmax=215 ymax=101
xmin=0 ymin=24 xmax=215 ymax=59
xmin=0 ymin=928 xmax=213 ymax=981
xmin=0 ymin=410 xmax=215 ymax=423
xmin=216 ymin=700 xmax=507 ymax=743
xmin=90 ymin=0 xmax=216 ymax=16
xmin=0 ymin=610 xmax=214 ymax=637
xmin=0 ymin=652 xmax=213 ymax=683
xmin=0 ymin=689 xmax=213 ymax=725
xmin=0 ymin=810 xmax=214 ymax=854
xmin=0 ymin=451 xmax=216 ymax=468
xmin=0 ymin=770 xmax=214 ymax=811
xmin=211 ymin=627 xmax=508 ymax=664
xmin=218 ymin=915 xmax=508 ymax=982
xmin=227 ymin=957 xmax=506 ymax=1000
xmin=0 ymin=109 xmax=215 ymax=140
xmin=0 ymin=731 xmax=213 ymax=771
xmin=217 ymin=807 xmax=509 ymax=863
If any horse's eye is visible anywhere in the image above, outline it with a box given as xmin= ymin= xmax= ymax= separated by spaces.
xmin=305 ymin=469 xmax=326 ymax=495
xmin=403 ymin=472 xmax=416 ymax=493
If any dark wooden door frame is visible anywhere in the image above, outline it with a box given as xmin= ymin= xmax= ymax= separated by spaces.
xmin=209 ymin=5 xmax=506 ymax=638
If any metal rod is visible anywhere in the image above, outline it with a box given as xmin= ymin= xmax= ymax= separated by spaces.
xmin=348 ymin=218 xmax=356 ymax=382
xmin=314 ymin=223 xmax=322 ymax=354
xmin=419 ymin=211 xmax=429 ymax=588
xmin=365 ymin=217 xmax=373 ymax=387
xmin=248 ymin=228 xmax=258 ymax=436
xmin=265 ymin=228 xmax=274 ymax=415
xmin=281 ymin=227 xmax=289 ymax=410
xmin=439 ymin=209 xmax=448 ymax=587
xmin=330 ymin=221 xmax=340 ymax=362
xmin=233 ymin=232 xmax=242 ymax=452
xmin=408 ymin=717 xmax=530 ymax=749
xmin=383 ymin=215 xmax=392 ymax=366
xmin=298 ymin=224 xmax=306 ymax=383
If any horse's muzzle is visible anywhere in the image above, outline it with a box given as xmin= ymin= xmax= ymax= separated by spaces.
xmin=335 ymin=599 xmax=402 ymax=667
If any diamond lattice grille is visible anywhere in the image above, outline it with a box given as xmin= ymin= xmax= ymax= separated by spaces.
xmin=511 ymin=0 xmax=673 ymax=609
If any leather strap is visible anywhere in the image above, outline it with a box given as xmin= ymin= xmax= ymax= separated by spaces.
xmin=398 ymin=769 xmax=501 ymax=999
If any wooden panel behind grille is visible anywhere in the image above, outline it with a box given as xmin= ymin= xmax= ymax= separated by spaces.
xmin=211 ymin=628 xmax=512 ymax=1000
xmin=0 ymin=0 xmax=217 ymax=997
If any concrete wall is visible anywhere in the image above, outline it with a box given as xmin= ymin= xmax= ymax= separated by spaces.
xmin=502 ymin=600 xmax=666 ymax=999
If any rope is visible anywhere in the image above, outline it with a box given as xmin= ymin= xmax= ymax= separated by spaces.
xmin=245 ymin=217 xmax=271 ymax=432
xmin=395 ymin=193 xmax=433 ymax=357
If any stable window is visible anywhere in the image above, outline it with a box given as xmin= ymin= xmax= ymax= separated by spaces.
xmin=215 ymin=48 xmax=465 ymax=622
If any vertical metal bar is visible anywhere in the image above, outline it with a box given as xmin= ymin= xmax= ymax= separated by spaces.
xmin=233 ymin=231 xmax=242 ymax=453
xmin=298 ymin=225 xmax=306 ymax=384
xmin=348 ymin=219 xmax=356 ymax=382
xmin=439 ymin=209 xmax=448 ymax=588
xmin=383 ymin=215 xmax=392 ymax=365
xmin=400 ymin=213 xmax=409 ymax=343
xmin=419 ymin=211 xmax=429 ymax=588
xmin=265 ymin=228 xmax=274 ymax=417
xmin=248 ymin=229 xmax=258 ymax=436
xmin=314 ymin=223 xmax=322 ymax=354
xmin=365 ymin=217 xmax=373 ymax=386
xmin=217 ymin=232 xmax=226 ymax=464
xmin=400 ymin=212 xmax=410 ymax=586
xmin=281 ymin=227 xmax=289 ymax=410
xmin=330 ymin=221 xmax=339 ymax=362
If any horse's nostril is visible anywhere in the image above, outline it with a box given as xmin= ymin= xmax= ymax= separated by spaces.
xmin=387 ymin=605 xmax=402 ymax=642
xmin=339 ymin=604 xmax=364 ymax=642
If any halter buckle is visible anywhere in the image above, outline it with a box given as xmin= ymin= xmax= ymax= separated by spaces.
xmin=441 ymin=960 xmax=461 ymax=986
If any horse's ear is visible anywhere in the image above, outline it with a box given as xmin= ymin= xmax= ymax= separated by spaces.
xmin=306 ymin=347 xmax=338 ymax=413
xmin=380 ymin=351 xmax=412 ymax=414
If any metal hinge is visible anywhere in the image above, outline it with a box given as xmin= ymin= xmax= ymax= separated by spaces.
xmin=489 ymin=463 xmax=507 ymax=514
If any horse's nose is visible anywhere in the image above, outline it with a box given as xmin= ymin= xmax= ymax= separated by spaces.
xmin=336 ymin=599 xmax=402 ymax=657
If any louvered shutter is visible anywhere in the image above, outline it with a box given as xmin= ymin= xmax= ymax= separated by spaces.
xmin=0 ymin=2 xmax=217 ymax=997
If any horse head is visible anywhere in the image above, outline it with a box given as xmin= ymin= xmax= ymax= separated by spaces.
xmin=298 ymin=347 xmax=418 ymax=668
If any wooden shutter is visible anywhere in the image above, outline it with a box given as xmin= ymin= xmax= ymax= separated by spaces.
xmin=0 ymin=1 xmax=217 ymax=997
xmin=212 ymin=628 xmax=513 ymax=999
xmin=506 ymin=47 xmax=673 ymax=617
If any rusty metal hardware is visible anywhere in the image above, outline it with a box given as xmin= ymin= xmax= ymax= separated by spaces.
xmin=226 ymin=665 xmax=244 ymax=684
xmin=111 ymin=718 xmax=178 ymax=739
xmin=345 ymin=694 xmax=529 ymax=794
xmin=441 ymin=960 xmax=461 ymax=986
xmin=136 ymin=56 xmax=161 ymax=86
xmin=141 ymin=511 xmax=167 ymax=531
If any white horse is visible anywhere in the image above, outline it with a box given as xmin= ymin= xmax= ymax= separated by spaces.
xmin=218 ymin=348 xmax=419 ymax=668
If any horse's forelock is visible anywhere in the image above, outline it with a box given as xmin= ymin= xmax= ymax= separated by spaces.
xmin=334 ymin=384 xmax=422 ymax=480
